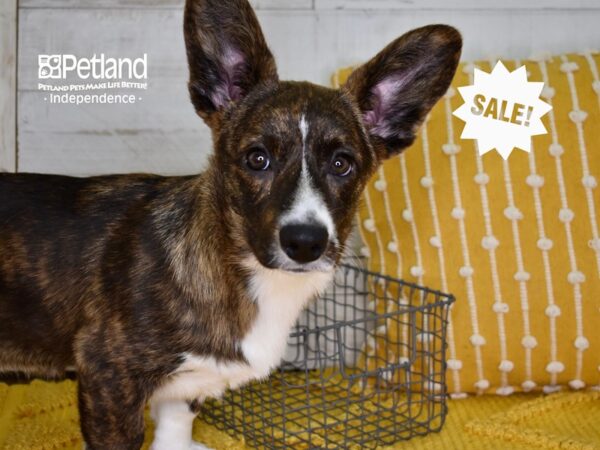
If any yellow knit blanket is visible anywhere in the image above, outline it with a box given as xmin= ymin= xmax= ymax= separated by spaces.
xmin=1 ymin=380 xmax=599 ymax=449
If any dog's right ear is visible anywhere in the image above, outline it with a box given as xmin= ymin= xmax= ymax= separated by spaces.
xmin=184 ymin=0 xmax=278 ymax=129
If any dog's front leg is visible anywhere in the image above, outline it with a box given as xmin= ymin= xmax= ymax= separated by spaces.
xmin=78 ymin=373 xmax=146 ymax=450
xmin=150 ymin=400 xmax=195 ymax=450
xmin=150 ymin=399 xmax=213 ymax=450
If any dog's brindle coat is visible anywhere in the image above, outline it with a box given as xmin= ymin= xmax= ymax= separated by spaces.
xmin=0 ymin=1 xmax=461 ymax=448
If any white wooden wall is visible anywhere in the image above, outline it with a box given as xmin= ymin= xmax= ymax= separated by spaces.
xmin=1 ymin=0 xmax=17 ymax=172
xmin=10 ymin=0 xmax=600 ymax=175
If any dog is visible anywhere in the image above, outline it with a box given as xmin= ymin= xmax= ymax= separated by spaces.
xmin=0 ymin=1 xmax=461 ymax=448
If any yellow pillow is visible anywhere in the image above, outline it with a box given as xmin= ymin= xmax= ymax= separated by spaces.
xmin=334 ymin=52 xmax=600 ymax=396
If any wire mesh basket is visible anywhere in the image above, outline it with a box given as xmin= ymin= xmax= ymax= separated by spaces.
xmin=200 ymin=264 xmax=455 ymax=449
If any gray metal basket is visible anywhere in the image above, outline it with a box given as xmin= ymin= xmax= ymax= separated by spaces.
xmin=200 ymin=264 xmax=455 ymax=449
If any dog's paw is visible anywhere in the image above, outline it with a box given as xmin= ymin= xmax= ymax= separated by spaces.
xmin=190 ymin=442 xmax=214 ymax=450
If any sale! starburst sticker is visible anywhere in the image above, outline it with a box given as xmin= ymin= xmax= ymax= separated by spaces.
xmin=453 ymin=61 xmax=552 ymax=159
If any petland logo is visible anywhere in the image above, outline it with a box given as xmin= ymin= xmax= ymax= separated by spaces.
xmin=39 ymin=54 xmax=148 ymax=80
xmin=38 ymin=53 xmax=149 ymax=105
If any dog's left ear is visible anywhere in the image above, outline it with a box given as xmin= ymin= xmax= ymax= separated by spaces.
xmin=342 ymin=25 xmax=462 ymax=158
xmin=184 ymin=0 xmax=278 ymax=129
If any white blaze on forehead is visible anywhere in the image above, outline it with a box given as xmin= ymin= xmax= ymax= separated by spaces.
xmin=300 ymin=114 xmax=309 ymax=150
xmin=279 ymin=115 xmax=336 ymax=239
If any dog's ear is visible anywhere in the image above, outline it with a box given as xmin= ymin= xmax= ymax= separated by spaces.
xmin=184 ymin=0 xmax=278 ymax=128
xmin=342 ymin=25 xmax=461 ymax=158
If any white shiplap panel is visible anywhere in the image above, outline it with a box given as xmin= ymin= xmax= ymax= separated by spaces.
xmin=262 ymin=9 xmax=600 ymax=86
xmin=315 ymin=0 xmax=600 ymax=10
xmin=18 ymin=6 xmax=600 ymax=175
xmin=20 ymin=0 xmax=600 ymax=10
xmin=18 ymin=7 xmax=210 ymax=176
xmin=1 ymin=0 xmax=17 ymax=172
xmin=252 ymin=0 xmax=312 ymax=9
xmin=18 ymin=107 xmax=211 ymax=176
xmin=19 ymin=0 xmax=314 ymax=10
xmin=20 ymin=8 xmax=599 ymax=90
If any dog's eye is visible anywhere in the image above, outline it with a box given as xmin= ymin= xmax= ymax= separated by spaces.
xmin=246 ymin=148 xmax=271 ymax=171
xmin=329 ymin=154 xmax=353 ymax=177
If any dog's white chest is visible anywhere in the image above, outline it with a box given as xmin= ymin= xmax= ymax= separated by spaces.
xmin=151 ymin=264 xmax=333 ymax=403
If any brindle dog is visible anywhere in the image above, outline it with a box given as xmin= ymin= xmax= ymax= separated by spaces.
xmin=0 ymin=1 xmax=461 ymax=448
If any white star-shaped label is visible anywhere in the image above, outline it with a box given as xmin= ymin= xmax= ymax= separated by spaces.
xmin=453 ymin=61 xmax=552 ymax=159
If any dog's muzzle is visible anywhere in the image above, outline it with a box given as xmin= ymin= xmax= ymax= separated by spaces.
xmin=279 ymin=223 xmax=329 ymax=264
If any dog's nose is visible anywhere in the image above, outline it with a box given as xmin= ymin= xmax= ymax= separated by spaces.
xmin=279 ymin=224 xmax=329 ymax=264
